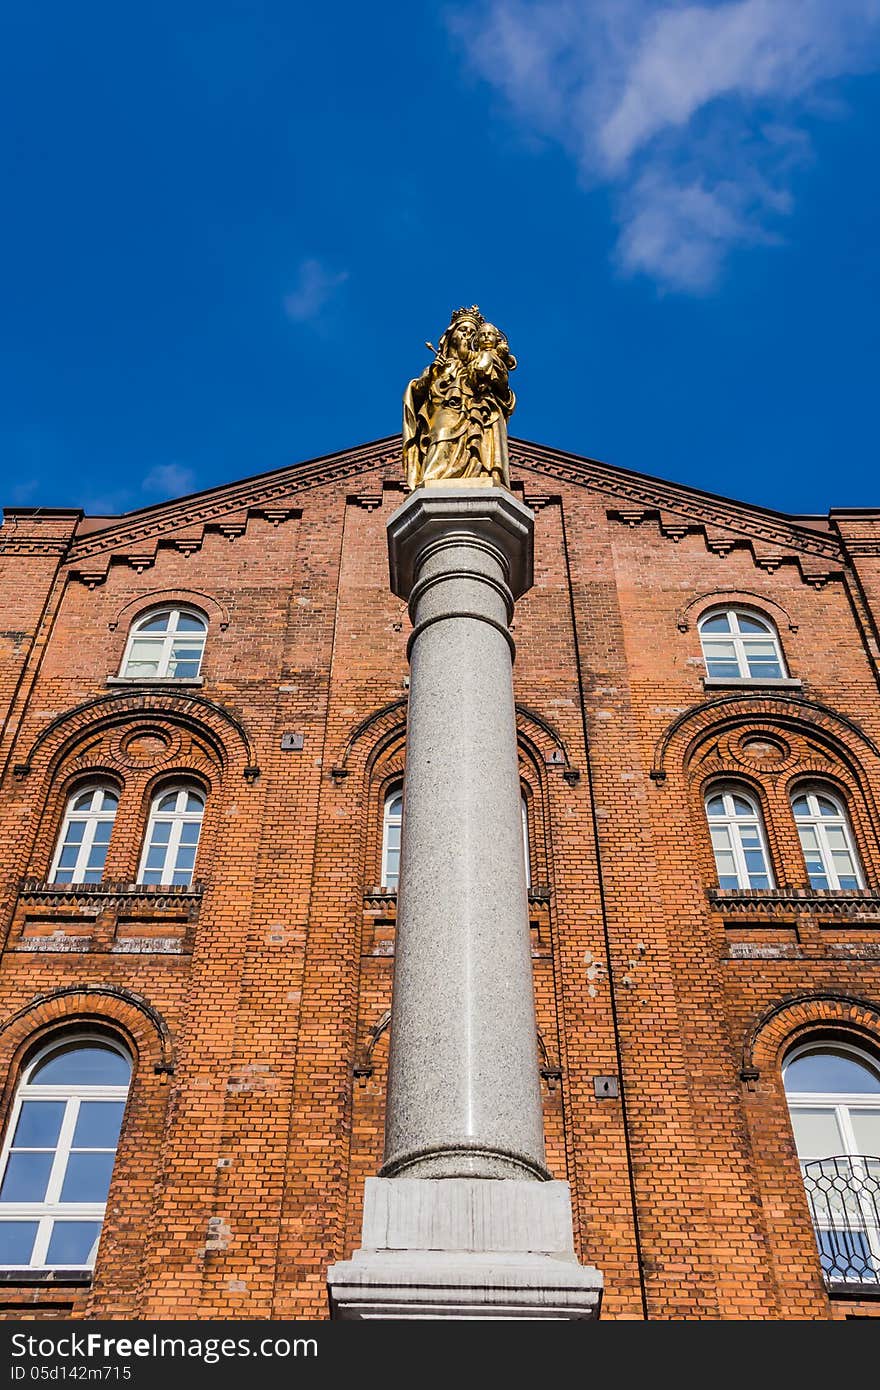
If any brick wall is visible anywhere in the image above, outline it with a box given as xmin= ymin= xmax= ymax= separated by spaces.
xmin=0 ymin=438 xmax=877 ymax=1319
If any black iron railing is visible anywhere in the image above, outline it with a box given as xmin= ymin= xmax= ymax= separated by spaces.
xmin=802 ymin=1156 xmax=880 ymax=1288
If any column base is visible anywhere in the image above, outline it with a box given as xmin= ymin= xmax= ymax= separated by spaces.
xmin=327 ymin=1178 xmax=603 ymax=1320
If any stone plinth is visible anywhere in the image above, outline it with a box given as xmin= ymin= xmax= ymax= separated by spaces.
xmin=327 ymin=1178 xmax=603 ymax=1320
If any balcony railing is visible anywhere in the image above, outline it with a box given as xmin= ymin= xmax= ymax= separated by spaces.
xmin=802 ymin=1156 xmax=880 ymax=1290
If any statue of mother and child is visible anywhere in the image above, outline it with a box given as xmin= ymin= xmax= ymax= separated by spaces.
xmin=403 ymin=306 xmax=517 ymax=492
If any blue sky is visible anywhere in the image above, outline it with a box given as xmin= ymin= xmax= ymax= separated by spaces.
xmin=1 ymin=0 xmax=878 ymax=517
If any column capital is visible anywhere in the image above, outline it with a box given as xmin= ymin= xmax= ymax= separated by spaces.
xmin=387 ymin=487 xmax=534 ymax=601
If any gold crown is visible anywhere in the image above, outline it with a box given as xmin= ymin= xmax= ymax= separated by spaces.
xmin=450 ymin=305 xmax=483 ymax=325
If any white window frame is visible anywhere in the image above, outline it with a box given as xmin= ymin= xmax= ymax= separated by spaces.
xmin=705 ymin=785 xmax=775 ymax=890
xmin=49 ymin=785 xmax=119 ymax=886
xmin=791 ymin=786 xmax=864 ymax=891
xmin=522 ymin=794 xmax=531 ymax=890
xmin=381 ymin=790 xmax=403 ymax=890
xmin=784 ymin=1043 xmax=880 ymax=1282
xmin=119 ymin=606 xmax=207 ymax=680
xmin=0 ymin=1035 xmax=131 ymax=1270
xmin=698 ymin=607 xmax=787 ymax=681
xmin=138 ymin=786 xmax=205 ymax=888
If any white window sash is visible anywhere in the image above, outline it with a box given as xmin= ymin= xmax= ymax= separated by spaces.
xmin=138 ymin=791 xmax=203 ymax=886
xmin=707 ymin=791 xmax=774 ymax=889
xmin=121 ymin=608 xmax=206 ymax=680
xmin=49 ymin=796 xmax=116 ymax=885
xmin=700 ymin=610 xmax=786 ymax=680
xmin=793 ymin=794 xmax=863 ymax=890
xmin=381 ymin=797 xmax=402 ymax=889
xmin=789 ymin=1093 xmax=880 ymax=1269
xmin=0 ymin=1076 xmax=128 ymax=1269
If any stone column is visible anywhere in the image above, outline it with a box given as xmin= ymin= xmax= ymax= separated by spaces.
xmin=381 ymin=485 xmax=547 ymax=1183
xmin=327 ymin=486 xmax=602 ymax=1319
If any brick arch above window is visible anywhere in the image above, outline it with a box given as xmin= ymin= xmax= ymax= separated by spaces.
xmin=676 ymin=589 xmax=798 ymax=635
xmin=743 ymin=992 xmax=880 ymax=1083
xmin=107 ymin=588 xmax=230 ymax=634
xmin=13 ymin=689 xmax=257 ymax=783
xmin=0 ymin=986 xmax=174 ymax=1084
xmin=333 ymin=697 xmax=576 ymax=785
xmin=651 ymin=692 xmax=880 ymax=785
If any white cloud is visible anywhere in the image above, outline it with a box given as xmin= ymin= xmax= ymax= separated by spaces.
xmin=450 ymin=0 xmax=880 ymax=291
xmin=283 ymin=258 xmax=349 ymax=321
xmin=142 ymin=463 xmax=196 ymax=499
xmin=10 ymin=477 xmax=40 ymax=505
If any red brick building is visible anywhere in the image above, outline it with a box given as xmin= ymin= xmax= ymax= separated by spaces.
xmin=0 ymin=434 xmax=878 ymax=1320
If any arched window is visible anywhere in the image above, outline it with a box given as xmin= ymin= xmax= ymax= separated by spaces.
xmin=120 ymin=607 xmax=207 ymax=680
xmin=791 ymin=787 xmax=864 ymax=891
xmin=522 ymin=794 xmax=531 ymax=890
xmin=705 ymin=786 xmax=773 ymax=889
xmin=784 ymin=1043 xmax=880 ymax=1286
xmin=698 ymin=608 xmax=786 ymax=681
xmin=138 ymin=786 xmax=204 ymax=887
xmin=0 ymin=1035 xmax=131 ymax=1270
xmin=49 ymin=785 xmax=118 ymax=885
xmin=381 ymin=790 xmax=403 ymax=891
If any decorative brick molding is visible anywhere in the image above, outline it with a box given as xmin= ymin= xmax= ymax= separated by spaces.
xmin=710 ymin=887 xmax=880 ymax=919
xmin=510 ymin=439 xmax=844 ymax=562
xmin=18 ymin=879 xmax=203 ymax=913
xmin=651 ymin=692 xmax=880 ymax=782
xmin=106 ymin=588 xmax=231 ymax=634
xmin=14 ymin=689 xmax=256 ymax=778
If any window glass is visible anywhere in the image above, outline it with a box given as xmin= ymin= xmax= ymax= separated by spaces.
xmin=784 ymin=1044 xmax=880 ymax=1285
xmin=698 ymin=608 xmax=786 ymax=681
xmin=705 ymin=787 xmax=773 ymax=890
xmin=138 ymin=787 xmax=204 ymax=887
xmin=121 ymin=608 xmax=207 ymax=680
xmin=791 ymin=788 xmax=863 ymax=891
xmin=31 ymin=1044 xmax=130 ymax=1088
xmin=50 ymin=786 xmax=118 ymax=886
xmin=0 ymin=1039 xmax=131 ymax=1270
xmin=790 ymin=1108 xmax=845 ymax=1159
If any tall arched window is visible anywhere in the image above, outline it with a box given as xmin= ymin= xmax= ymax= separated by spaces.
xmin=698 ymin=608 xmax=786 ymax=681
xmin=784 ymin=1043 xmax=880 ymax=1286
xmin=0 ymin=1036 xmax=131 ymax=1270
xmin=49 ymin=786 xmax=119 ymax=885
xmin=138 ymin=785 xmax=204 ymax=887
xmin=381 ymin=790 xmax=403 ymax=890
xmin=705 ymin=786 xmax=774 ymax=889
xmin=791 ymin=787 xmax=864 ymax=891
xmin=120 ymin=607 xmax=207 ymax=680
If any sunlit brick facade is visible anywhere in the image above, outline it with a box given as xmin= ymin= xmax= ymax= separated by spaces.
xmin=0 ymin=435 xmax=879 ymax=1320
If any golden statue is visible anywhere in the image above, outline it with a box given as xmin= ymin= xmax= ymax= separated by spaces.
xmin=403 ymin=306 xmax=517 ymax=491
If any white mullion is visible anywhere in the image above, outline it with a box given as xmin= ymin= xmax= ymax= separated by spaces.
xmin=76 ymin=814 xmax=99 ymax=883
xmin=30 ymin=1217 xmax=53 ymax=1268
xmin=167 ymin=812 xmax=184 ymax=880
xmin=45 ymin=1097 xmax=78 ymax=1204
xmin=730 ymin=819 xmax=751 ymax=888
xmin=815 ymin=822 xmax=839 ymax=890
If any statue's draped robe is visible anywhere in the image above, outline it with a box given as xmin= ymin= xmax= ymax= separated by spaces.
xmin=403 ymin=350 xmax=514 ymax=491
